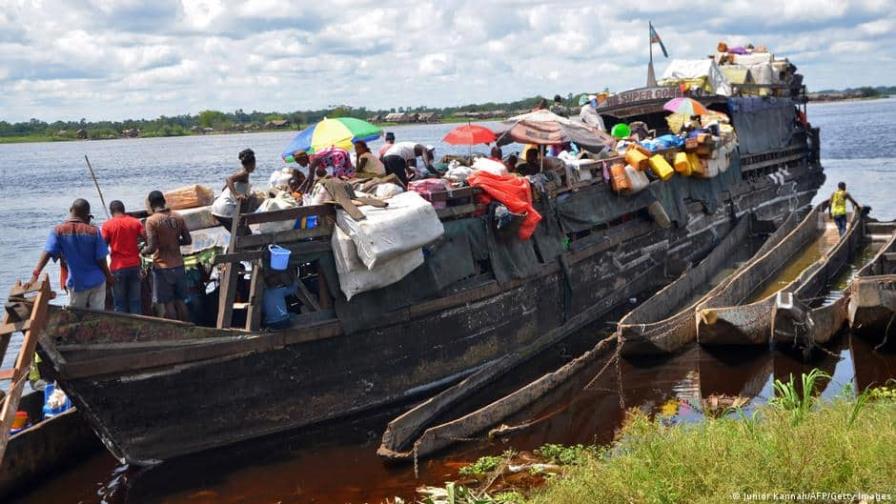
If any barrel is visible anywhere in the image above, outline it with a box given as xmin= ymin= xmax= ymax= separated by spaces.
xmin=610 ymin=163 xmax=630 ymax=193
xmin=674 ymin=152 xmax=692 ymax=176
xmin=648 ymin=154 xmax=675 ymax=181
xmin=625 ymin=146 xmax=649 ymax=170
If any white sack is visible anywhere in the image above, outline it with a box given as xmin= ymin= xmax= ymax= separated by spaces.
xmin=331 ymin=226 xmax=424 ymax=300
xmin=336 ymin=191 xmax=444 ymax=270
xmin=251 ymin=193 xmax=300 ymax=234
xmin=660 ymin=59 xmax=732 ymax=96
xmin=472 ymin=157 xmax=508 ymax=176
xmin=178 ymin=205 xmax=220 ymax=231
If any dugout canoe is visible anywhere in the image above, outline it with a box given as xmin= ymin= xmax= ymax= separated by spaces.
xmin=697 ymin=204 xmax=844 ymax=346
xmin=618 ymin=214 xmax=779 ymax=357
xmin=772 ymin=214 xmax=891 ymax=357
xmin=0 ymin=391 xmax=100 ymax=500
xmin=848 ymin=222 xmax=896 ymax=342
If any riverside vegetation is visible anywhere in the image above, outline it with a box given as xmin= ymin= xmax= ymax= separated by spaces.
xmin=405 ymin=372 xmax=896 ymax=504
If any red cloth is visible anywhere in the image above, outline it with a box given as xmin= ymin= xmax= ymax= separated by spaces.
xmin=467 ymin=171 xmax=541 ymax=240
xmin=101 ymin=215 xmax=145 ymax=271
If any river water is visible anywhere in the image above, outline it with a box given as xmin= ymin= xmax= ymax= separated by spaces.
xmin=4 ymin=98 xmax=896 ymax=503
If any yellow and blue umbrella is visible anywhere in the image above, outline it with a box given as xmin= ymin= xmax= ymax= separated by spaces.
xmin=281 ymin=117 xmax=382 ymax=162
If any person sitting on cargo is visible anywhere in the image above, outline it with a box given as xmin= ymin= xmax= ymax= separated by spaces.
xmin=579 ymin=94 xmax=607 ymax=132
xmin=515 ymin=147 xmax=541 ymax=176
xmin=29 ymin=198 xmax=113 ymax=310
xmin=143 ymin=190 xmax=192 ymax=322
xmin=293 ymin=151 xmax=311 ymax=178
xmin=354 ymin=140 xmax=386 ymax=178
xmin=490 ymin=146 xmax=503 ymax=161
xmin=829 ymin=181 xmax=860 ymax=236
xmin=377 ymin=131 xmax=395 ymax=160
xmin=212 ymin=148 xmax=256 ymax=235
xmin=382 ymin=142 xmax=434 ymax=186
xmin=101 ymin=200 xmax=145 ymax=314
xmin=550 ymin=94 xmax=568 ymax=117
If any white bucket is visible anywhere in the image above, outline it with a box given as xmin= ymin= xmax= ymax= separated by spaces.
xmin=268 ymin=244 xmax=291 ymax=271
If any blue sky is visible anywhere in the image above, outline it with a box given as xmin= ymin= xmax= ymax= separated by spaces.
xmin=0 ymin=0 xmax=894 ymax=122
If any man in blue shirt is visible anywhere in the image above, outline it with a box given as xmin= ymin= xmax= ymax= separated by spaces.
xmin=29 ymin=199 xmax=113 ymax=309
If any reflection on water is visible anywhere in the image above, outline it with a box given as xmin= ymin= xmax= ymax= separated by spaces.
xmin=16 ymin=332 xmax=896 ymax=504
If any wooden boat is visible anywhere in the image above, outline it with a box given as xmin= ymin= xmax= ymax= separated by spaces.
xmin=0 ymin=391 xmax=100 ymax=500
xmin=618 ymin=214 xmax=781 ymax=356
xmin=32 ymin=81 xmax=825 ymax=466
xmin=697 ymin=204 xmax=846 ymax=346
xmin=848 ymin=223 xmax=896 ymax=343
xmin=772 ymin=216 xmax=893 ymax=357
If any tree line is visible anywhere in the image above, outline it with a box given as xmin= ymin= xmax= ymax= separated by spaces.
xmin=0 ymin=94 xmax=562 ymax=142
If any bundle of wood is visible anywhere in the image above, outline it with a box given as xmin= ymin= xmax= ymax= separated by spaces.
xmin=164 ymin=185 xmax=214 ymax=210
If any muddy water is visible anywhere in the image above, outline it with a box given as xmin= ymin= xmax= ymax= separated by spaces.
xmin=813 ymin=240 xmax=884 ymax=308
xmin=15 ymin=331 xmax=896 ymax=504
xmin=747 ymin=222 xmax=841 ymax=303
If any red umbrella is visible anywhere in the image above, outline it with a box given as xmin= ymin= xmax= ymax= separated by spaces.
xmin=443 ymin=124 xmax=497 ymax=145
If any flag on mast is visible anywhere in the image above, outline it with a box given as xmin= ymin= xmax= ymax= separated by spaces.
xmin=649 ymin=22 xmax=669 ymax=58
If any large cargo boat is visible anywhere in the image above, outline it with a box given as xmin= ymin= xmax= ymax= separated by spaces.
xmin=33 ymin=53 xmax=825 ymax=465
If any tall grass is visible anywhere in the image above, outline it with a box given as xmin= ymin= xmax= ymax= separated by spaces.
xmin=526 ymin=381 xmax=896 ymax=503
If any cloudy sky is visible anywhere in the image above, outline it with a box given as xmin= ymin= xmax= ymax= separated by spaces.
xmin=1 ymin=0 xmax=894 ymax=122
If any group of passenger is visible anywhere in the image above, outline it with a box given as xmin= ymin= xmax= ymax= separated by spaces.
xmin=29 ymin=191 xmax=192 ymax=322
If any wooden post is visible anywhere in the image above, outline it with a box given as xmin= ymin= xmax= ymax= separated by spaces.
xmin=244 ymin=259 xmax=264 ymax=332
xmin=216 ymin=204 xmax=243 ymax=329
xmin=0 ymin=276 xmax=51 ymax=463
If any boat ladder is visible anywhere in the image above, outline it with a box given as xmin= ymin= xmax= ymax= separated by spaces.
xmin=0 ymin=275 xmax=52 ymax=463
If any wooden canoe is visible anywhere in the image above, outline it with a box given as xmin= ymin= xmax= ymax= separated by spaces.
xmin=848 ymin=222 xmax=896 ymax=341
xmin=618 ymin=214 xmax=778 ymax=356
xmin=772 ymin=216 xmax=892 ymax=357
xmin=0 ymin=391 xmax=100 ymax=500
xmin=697 ymin=204 xmax=848 ymax=346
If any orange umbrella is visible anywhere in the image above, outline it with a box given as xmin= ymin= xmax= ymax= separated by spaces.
xmin=443 ymin=124 xmax=496 ymax=145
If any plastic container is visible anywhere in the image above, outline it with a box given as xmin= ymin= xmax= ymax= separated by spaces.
xmin=42 ymin=382 xmax=72 ymax=419
xmin=268 ymin=244 xmax=291 ymax=271
xmin=624 ymin=146 xmax=649 ymax=170
xmin=625 ymin=164 xmax=649 ymax=194
xmin=648 ymin=154 xmax=675 ymax=181
xmin=687 ymin=152 xmax=702 ymax=174
xmin=610 ymin=123 xmax=630 ymax=139
xmin=674 ymin=152 xmax=692 ymax=176
xmin=10 ymin=411 xmax=28 ymax=433
xmin=610 ymin=163 xmax=630 ymax=193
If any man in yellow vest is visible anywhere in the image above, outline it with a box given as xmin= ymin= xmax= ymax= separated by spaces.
xmin=829 ymin=181 xmax=859 ymax=236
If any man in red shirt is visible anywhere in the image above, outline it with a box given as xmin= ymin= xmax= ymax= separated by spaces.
xmin=101 ymin=200 xmax=145 ymax=314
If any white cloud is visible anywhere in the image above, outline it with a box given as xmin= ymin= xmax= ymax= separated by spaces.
xmin=0 ymin=0 xmax=893 ymax=121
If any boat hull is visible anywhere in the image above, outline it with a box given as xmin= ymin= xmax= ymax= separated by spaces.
xmin=619 ymin=215 xmax=765 ymax=357
xmin=698 ymin=205 xmax=837 ymax=346
xmin=37 ymin=150 xmax=824 ymax=465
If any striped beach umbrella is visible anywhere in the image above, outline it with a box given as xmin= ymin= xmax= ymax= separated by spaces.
xmin=281 ymin=117 xmax=382 ymax=162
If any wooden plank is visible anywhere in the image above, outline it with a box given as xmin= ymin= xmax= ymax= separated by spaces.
xmin=245 ymin=261 xmax=264 ymax=332
xmin=241 ymin=205 xmax=335 ymax=226
xmin=0 ymin=320 xmax=29 ymax=337
xmin=58 ymin=320 xmax=344 ymax=379
xmin=0 ymin=276 xmax=51 ymax=463
xmin=295 ymin=278 xmax=321 ymax=312
xmin=216 ymin=205 xmax=242 ymax=329
xmin=213 ymin=240 xmax=332 ymax=265
xmin=435 ymin=204 xmax=476 ymax=219
xmin=237 ymin=226 xmax=331 ymax=249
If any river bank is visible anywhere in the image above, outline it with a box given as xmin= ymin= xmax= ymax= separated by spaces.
xmin=428 ymin=377 xmax=896 ymax=503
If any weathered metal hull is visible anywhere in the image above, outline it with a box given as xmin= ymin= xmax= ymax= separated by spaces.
xmin=36 ymin=150 xmax=824 ymax=466
xmin=697 ymin=205 xmax=837 ymax=346
xmin=772 ymin=215 xmax=885 ymax=357
xmin=848 ymin=223 xmax=896 ymax=340
xmin=618 ymin=215 xmax=767 ymax=356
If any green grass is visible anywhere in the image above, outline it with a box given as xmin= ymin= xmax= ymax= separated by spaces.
xmin=525 ymin=394 xmax=896 ymax=503
xmin=0 ymin=134 xmax=71 ymax=143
